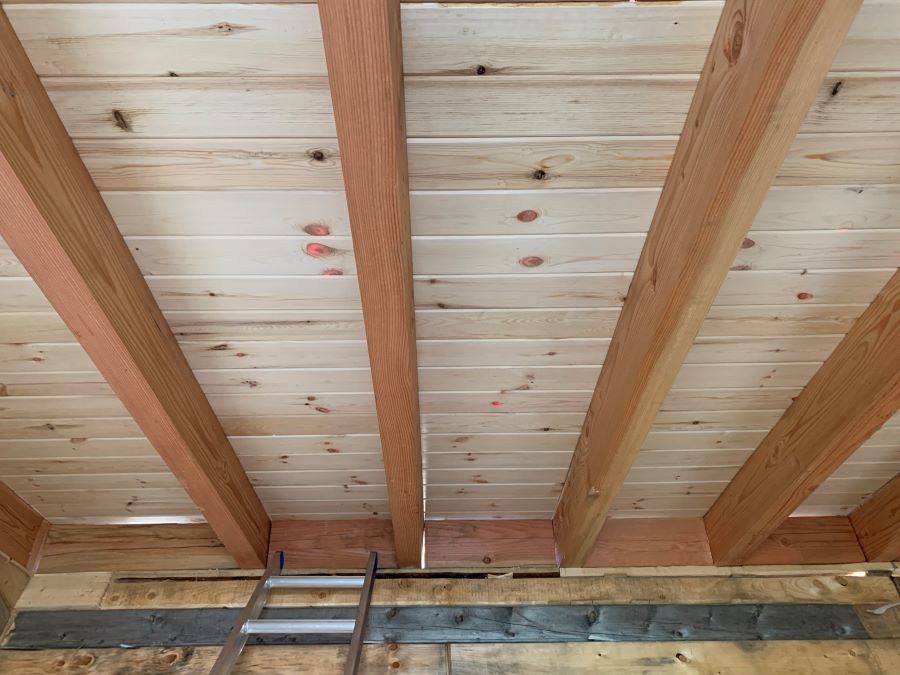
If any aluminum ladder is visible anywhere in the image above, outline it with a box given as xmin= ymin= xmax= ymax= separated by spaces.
xmin=210 ymin=550 xmax=378 ymax=675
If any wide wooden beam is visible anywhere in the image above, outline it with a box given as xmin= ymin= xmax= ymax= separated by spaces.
xmin=552 ymin=0 xmax=861 ymax=566
xmin=0 ymin=9 xmax=269 ymax=567
xmin=318 ymin=0 xmax=423 ymax=567
xmin=0 ymin=481 xmax=48 ymax=571
xmin=706 ymin=270 xmax=900 ymax=564
xmin=850 ymin=475 xmax=900 ymax=562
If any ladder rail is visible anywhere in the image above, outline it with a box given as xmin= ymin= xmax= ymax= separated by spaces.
xmin=345 ymin=551 xmax=379 ymax=675
xmin=208 ymin=550 xmax=378 ymax=675
xmin=209 ymin=550 xmax=284 ymax=675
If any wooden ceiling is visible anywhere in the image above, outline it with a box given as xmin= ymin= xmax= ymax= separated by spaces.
xmin=0 ymin=0 xmax=898 ymax=568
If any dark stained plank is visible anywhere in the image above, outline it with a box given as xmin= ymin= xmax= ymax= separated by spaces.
xmin=850 ymin=475 xmax=900 ymax=561
xmin=706 ymin=270 xmax=900 ymax=564
xmin=552 ymin=0 xmax=862 ymax=565
xmin=0 ymin=9 xmax=269 ymax=566
xmin=269 ymin=519 xmax=396 ymax=569
xmin=4 ymin=604 xmax=868 ymax=648
xmin=318 ymin=0 xmax=423 ymax=567
xmin=0 ymin=481 xmax=48 ymax=571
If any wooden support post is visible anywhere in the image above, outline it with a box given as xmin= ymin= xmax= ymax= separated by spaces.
xmin=318 ymin=0 xmax=424 ymax=566
xmin=0 ymin=9 xmax=270 ymax=567
xmin=850 ymin=475 xmax=900 ymax=562
xmin=0 ymin=481 xmax=48 ymax=572
xmin=706 ymin=270 xmax=900 ymax=564
xmin=552 ymin=0 xmax=862 ymax=566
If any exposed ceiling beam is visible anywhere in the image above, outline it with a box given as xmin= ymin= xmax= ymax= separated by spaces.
xmin=552 ymin=0 xmax=862 ymax=566
xmin=0 ymin=481 xmax=49 ymax=572
xmin=850 ymin=474 xmax=900 ymax=562
xmin=706 ymin=270 xmax=900 ymax=564
xmin=318 ymin=0 xmax=423 ymax=566
xmin=0 ymin=9 xmax=270 ymax=567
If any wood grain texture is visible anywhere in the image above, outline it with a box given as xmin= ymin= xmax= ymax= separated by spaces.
xmin=0 ymin=9 xmax=269 ymax=566
xmin=97 ymin=573 xmax=898 ymax=610
xmin=850 ymin=474 xmax=900 ymax=561
xmin=424 ymin=520 xmax=556 ymax=568
xmin=705 ymin=270 xmax=900 ymax=564
xmin=552 ymin=0 xmax=861 ymax=566
xmin=319 ymin=0 xmax=422 ymax=567
xmin=0 ymin=645 xmax=447 ymax=675
xmin=40 ymin=73 xmax=900 ymax=139
xmin=0 ymin=481 xmax=48 ymax=571
xmin=37 ymin=524 xmax=236 ymax=573
xmin=4 ymin=229 xmax=891 ymax=277
xmin=269 ymin=519 xmax=396 ymax=569
xmin=5 ymin=1 xmax=898 ymax=77
xmin=584 ymin=518 xmax=713 ymax=567
xmin=450 ymin=641 xmax=900 ymax=675
xmin=743 ymin=516 xmax=867 ymax=565
xmin=66 ymin=134 xmax=900 ymax=191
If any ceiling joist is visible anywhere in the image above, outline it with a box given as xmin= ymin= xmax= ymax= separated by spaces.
xmin=0 ymin=8 xmax=270 ymax=567
xmin=0 ymin=481 xmax=48 ymax=572
xmin=705 ymin=269 xmax=900 ymax=564
xmin=318 ymin=0 xmax=424 ymax=567
xmin=850 ymin=474 xmax=900 ymax=562
xmin=552 ymin=0 xmax=863 ymax=566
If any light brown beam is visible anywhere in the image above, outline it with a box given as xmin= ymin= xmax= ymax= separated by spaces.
xmin=0 ymin=9 xmax=270 ymax=567
xmin=850 ymin=474 xmax=900 ymax=562
xmin=0 ymin=481 xmax=49 ymax=571
xmin=552 ymin=0 xmax=862 ymax=566
xmin=706 ymin=270 xmax=900 ymax=564
xmin=318 ymin=0 xmax=423 ymax=566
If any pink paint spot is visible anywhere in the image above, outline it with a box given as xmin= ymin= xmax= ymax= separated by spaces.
xmin=520 ymin=256 xmax=544 ymax=268
xmin=322 ymin=268 xmax=344 ymax=276
xmin=834 ymin=227 xmax=851 ymax=231
xmin=306 ymin=242 xmax=334 ymax=257
xmin=517 ymin=209 xmax=539 ymax=223
xmin=303 ymin=223 xmax=330 ymax=236
xmin=490 ymin=400 xmax=503 ymax=407
xmin=797 ymin=292 xmax=813 ymax=301
xmin=235 ymin=352 xmax=248 ymax=358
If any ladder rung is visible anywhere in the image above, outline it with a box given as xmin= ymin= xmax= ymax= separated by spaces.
xmin=242 ymin=619 xmax=357 ymax=635
xmin=266 ymin=576 xmax=365 ymax=589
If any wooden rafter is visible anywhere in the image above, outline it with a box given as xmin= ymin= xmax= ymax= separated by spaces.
xmin=850 ymin=474 xmax=900 ymax=562
xmin=706 ymin=270 xmax=900 ymax=564
xmin=552 ymin=0 xmax=862 ymax=566
xmin=318 ymin=0 xmax=424 ymax=566
xmin=0 ymin=481 xmax=49 ymax=571
xmin=0 ymin=9 xmax=270 ymax=567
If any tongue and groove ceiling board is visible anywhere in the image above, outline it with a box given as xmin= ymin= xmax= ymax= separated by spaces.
xmin=0 ymin=0 xmax=897 ymax=532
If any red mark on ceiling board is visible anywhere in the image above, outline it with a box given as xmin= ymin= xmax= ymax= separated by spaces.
xmin=834 ymin=227 xmax=850 ymax=231
xmin=490 ymin=400 xmax=503 ymax=406
xmin=520 ymin=256 xmax=544 ymax=267
xmin=741 ymin=237 xmax=755 ymax=249
xmin=303 ymin=224 xmax=330 ymax=236
xmin=322 ymin=268 xmax=343 ymax=276
xmin=235 ymin=352 xmax=248 ymax=358
xmin=517 ymin=209 xmax=539 ymax=222
xmin=797 ymin=292 xmax=813 ymax=301
xmin=305 ymin=242 xmax=334 ymax=257
xmin=326 ymin=447 xmax=340 ymax=453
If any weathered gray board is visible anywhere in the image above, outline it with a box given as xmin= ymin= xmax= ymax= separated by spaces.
xmin=4 ymin=605 xmax=867 ymax=648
